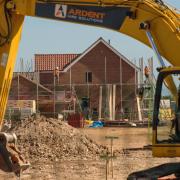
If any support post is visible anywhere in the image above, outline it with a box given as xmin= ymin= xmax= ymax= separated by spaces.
xmin=99 ymin=86 xmax=102 ymax=119
xmin=120 ymin=58 xmax=123 ymax=120
xmin=54 ymin=72 xmax=56 ymax=118
xmin=17 ymin=73 xmax=20 ymax=100
xmin=139 ymin=57 xmax=144 ymax=86
xmin=109 ymin=84 xmax=113 ymax=120
xmin=36 ymin=70 xmax=39 ymax=113
xmin=112 ymin=84 xmax=116 ymax=120
xmin=137 ymin=97 xmax=143 ymax=121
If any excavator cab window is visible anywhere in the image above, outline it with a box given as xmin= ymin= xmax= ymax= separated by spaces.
xmin=153 ymin=69 xmax=180 ymax=157
xmin=156 ymin=74 xmax=178 ymax=142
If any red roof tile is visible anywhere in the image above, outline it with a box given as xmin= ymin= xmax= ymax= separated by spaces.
xmin=35 ymin=54 xmax=79 ymax=71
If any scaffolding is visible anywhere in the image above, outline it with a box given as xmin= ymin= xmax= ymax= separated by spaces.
xmin=6 ymin=57 xmax=159 ymax=122
xmin=137 ymin=57 xmax=155 ymax=123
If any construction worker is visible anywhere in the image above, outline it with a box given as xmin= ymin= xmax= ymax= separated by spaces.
xmin=144 ymin=66 xmax=150 ymax=83
xmin=144 ymin=66 xmax=150 ymax=79
xmin=53 ymin=66 xmax=60 ymax=84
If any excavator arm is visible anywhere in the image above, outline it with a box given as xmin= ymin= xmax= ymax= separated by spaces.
xmin=0 ymin=0 xmax=180 ymax=176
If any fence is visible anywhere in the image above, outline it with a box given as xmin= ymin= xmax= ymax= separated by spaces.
xmin=6 ymin=82 xmax=148 ymax=121
xmin=6 ymin=69 xmax=155 ymax=122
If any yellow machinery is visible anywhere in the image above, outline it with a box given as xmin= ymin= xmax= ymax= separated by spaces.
xmin=128 ymin=67 xmax=180 ymax=179
xmin=0 ymin=0 xmax=180 ymax=178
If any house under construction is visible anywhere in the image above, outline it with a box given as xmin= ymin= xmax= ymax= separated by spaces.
xmin=7 ymin=38 xmax=156 ymax=122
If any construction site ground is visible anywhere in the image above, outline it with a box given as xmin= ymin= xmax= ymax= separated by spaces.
xmin=0 ymin=117 xmax=180 ymax=180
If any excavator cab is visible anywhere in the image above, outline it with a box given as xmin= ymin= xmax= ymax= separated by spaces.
xmin=128 ymin=67 xmax=180 ymax=179
xmin=152 ymin=67 xmax=180 ymax=157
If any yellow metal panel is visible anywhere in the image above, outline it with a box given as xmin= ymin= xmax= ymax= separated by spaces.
xmin=153 ymin=144 xmax=180 ymax=157
xmin=0 ymin=14 xmax=24 ymax=129
xmin=152 ymin=130 xmax=157 ymax=145
xmin=161 ymin=66 xmax=180 ymax=72
xmin=13 ymin=0 xmax=180 ymax=71
xmin=120 ymin=3 xmax=180 ymax=67
xmin=164 ymin=75 xmax=178 ymax=101
xmin=14 ymin=0 xmax=36 ymax=16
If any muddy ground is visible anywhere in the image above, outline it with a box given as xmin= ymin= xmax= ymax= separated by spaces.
xmin=0 ymin=121 xmax=180 ymax=180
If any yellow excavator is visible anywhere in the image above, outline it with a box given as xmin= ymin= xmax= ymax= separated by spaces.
xmin=0 ymin=0 xmax=180 ymax=178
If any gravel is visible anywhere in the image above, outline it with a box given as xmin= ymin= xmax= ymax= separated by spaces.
xmin=8 ymin=116 xmax=108 ymax=163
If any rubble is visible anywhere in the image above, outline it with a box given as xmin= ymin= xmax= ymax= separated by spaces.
xmin=8 ymin=116 xmax=108 ymax=163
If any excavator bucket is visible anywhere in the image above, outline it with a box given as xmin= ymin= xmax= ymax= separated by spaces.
xmin=0 ymin=132 xmax=30 ymax=176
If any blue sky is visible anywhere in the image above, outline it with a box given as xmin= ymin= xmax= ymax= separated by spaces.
xmin=15 ymin=0 xmax=180 ymax=72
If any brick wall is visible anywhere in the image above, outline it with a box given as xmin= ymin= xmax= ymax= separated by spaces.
xmin=61 ymin=42 xmax=136 ymax=85
xmin=9 ymin=75 xmax=54 ymax=114
xmin=39 ymin=42 xmax=137 ymax=86
xmin=9 ymin=75 xmax=53 ymax=100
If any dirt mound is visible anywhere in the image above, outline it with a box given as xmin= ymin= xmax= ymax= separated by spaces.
xmin=9 ymin=116 xmax=107 ymax=163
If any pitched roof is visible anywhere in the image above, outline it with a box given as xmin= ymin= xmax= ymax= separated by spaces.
xmin=34 ymin=38 xmax=139 ymax=72
xmin=13 ymin=74 xmax=53 ymax=94
xmin=64 ymin=38 xmax=139 ymax=72
xmin=35 ymin=54 xmax=79 ymax=71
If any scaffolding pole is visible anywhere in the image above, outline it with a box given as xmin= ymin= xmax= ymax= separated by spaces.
xmin=99 ymin=86 xmax=102 ymax=119
xmin=136 ymin=97 xmax=143 ymax=121
xmin=120 ymin=58 xmax=123 ymax=120
xmin=70 ymin=65 xmax=72 ymax=91
xmin=54 ymin=74 xmax=56 ymax=118
xmin=53 ymin=60 xmax=56 ymax=118
xmin=17 ymin=73 xmax=19 ymax=100
xmin=134 ymin=59 xmax=137 ymax=121
xmin=36 ymin=70 xmax=39 ymax=113
xmin=109 ymin=84 xmax=113 ymax=120
xmin=105 ymin=56 xmax=107 ymax=84
xmin=112 ymin=84 xmax=116 ymax=120
xmin=139 ymin=57 xmax=144 ymax=86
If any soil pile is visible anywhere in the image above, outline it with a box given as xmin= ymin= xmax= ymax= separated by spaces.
xmin=9 ymin=116 xmax=107 ymax=163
